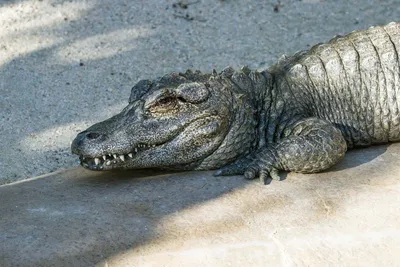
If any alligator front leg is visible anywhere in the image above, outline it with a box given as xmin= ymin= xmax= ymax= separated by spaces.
xmin=216 ymin=118 xmax=347 ymax=184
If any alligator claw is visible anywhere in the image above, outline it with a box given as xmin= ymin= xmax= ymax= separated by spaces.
xmin=215 ymin=157 xmax=281 ymax=184
xmin=244 ymin=168 xmax=256 ymax=180
xmin=259 ymin=170 xmax=268 ymax=184
xmin=243 ymin=164 xmax=281 ymax=184
xmin=269 ymin=168 xmax=280 ymax=181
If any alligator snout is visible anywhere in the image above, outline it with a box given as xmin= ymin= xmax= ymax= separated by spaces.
xmin=71 ymin=130 xmax=106 ymax=156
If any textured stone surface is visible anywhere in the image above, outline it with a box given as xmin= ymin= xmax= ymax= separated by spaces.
xmin=1 ymin=0 xmax=400 ymax=184
xmin=1 ymin=144 xmax=400 ymax=266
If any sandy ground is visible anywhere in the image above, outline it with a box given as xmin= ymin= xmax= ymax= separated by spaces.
xmin=0 ymin=0 xmax=400 ymax=184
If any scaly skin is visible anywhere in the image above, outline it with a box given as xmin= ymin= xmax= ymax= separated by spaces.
xmin=72 ymin=22 xmax=400 ymax=184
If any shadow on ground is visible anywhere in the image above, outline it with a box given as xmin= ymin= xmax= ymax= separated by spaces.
xmin=328 ymin=144 xmax=388 ymax=171
xmin=0 ymin=167 xmax=249 ymax=266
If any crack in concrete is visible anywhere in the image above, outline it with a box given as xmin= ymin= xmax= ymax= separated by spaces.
xmin=314 ymin=189 xmax=332 ymax=218
xmin=269 ymin=229 xmax=294 ymax=267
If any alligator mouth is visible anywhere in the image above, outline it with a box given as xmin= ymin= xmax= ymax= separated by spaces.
xmin=79 ymin=143 xmax=156 ymax=170
xmin=77 ymin=115 xmax=222 ymax=170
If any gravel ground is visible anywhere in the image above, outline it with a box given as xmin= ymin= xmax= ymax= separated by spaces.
xmin=1 ymin=0 xmax=399 ymax=184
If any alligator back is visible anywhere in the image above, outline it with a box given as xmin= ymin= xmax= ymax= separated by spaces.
xmin=275 ymin=22 xmax=400 ymax=148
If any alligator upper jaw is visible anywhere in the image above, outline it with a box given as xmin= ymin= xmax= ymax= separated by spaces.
xmin=77 ymin=143 xmax=156 ymax=170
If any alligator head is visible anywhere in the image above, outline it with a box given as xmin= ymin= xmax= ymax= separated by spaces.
xmin=71 ymin=68 xmax=264 ymax=172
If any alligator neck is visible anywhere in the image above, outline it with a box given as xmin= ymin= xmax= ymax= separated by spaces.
xmin=196 ymin=94 xmax=257 ymax=170
xmin=196 ymin=68 xmax=275 ymax=169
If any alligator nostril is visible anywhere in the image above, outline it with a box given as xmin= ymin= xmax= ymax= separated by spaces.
xmin=86 ymin=132 xmax=101 ymax=140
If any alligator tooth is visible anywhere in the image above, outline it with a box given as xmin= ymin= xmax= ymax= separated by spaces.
xmin=152 ymin=145 xmax=156 ymax=147
xmin=135 ymin=147 xmax=138 ymax=153
xmin=94 ymin=158 xmax=100 ymax=165
xmin=128 ymin=153 xmax=133 ymax=158
xmin=108 ymin=154 xmax=112 ymax=157
xmin=113 ymin=154 xmax=117 ymax=159
xmin=106 ymin=161 xmax=111 ymax=166
xmin=103 ymin=155 xmax=107 ymax=160
xmin=119 ymin=155 xmax=125 ymax=161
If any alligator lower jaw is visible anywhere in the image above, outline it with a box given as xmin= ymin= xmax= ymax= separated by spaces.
xmin=79 ymin=144 xmax=156 ymax=170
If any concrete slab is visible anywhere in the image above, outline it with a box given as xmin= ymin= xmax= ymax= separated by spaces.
xmin=1 ymin=144 xmax=400 ymax=266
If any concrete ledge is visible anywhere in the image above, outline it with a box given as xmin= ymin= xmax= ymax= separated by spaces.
xmin=1 ymin=144 xmax=400 ymax=266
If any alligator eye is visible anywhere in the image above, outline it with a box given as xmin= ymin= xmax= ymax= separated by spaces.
xmin=148 ymin=95 xmax=179 ymax=114
xmin=157 ymin=96 xmax=176 ymax=105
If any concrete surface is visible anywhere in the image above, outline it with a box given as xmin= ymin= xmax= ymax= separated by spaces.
xmin=1 ymin=144 xmax=400 ymax=266
xmin=1 ymin=0 xmax=400 ymax=184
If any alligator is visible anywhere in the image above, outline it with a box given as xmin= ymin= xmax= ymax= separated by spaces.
xmin=72 ymin=22 xmax=400 ymax=184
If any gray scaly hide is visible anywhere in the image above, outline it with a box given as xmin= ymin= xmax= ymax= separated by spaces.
xmin=72 ymin=22 xmax=400 ymax=184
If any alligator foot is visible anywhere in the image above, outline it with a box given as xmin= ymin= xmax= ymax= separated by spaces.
xmin=214 ymin=156 xmax=280 ymax=185
xmin=243 ymin=163 xmax=281 ymax=185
